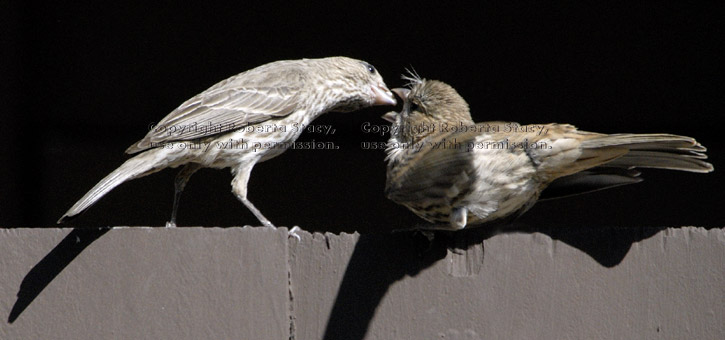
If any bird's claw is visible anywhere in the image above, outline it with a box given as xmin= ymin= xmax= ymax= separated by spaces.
xmin=288 ymin=226 xmax=302 ymax=241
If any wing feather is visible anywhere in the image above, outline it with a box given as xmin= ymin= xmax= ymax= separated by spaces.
xmin=386 ymin=130 xmax=481 ymax=206
xmin=126 ymin=62 xmax=307 ymax=154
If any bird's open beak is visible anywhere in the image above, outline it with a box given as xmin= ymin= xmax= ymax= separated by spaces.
xmin=391 ymin=88 xmax=410 ymax=101
xmin=372 ymin=84 xmax=397 ymax=106
xmin=381 ymin=111 xmax=397 ymax=123
xmin=380 ymin=88 xmax=411 ymax=122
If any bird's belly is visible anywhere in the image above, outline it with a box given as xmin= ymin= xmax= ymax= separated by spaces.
xmin=463 ymin=150 xmax=539 ymax=224
xmin=465 ymin=182 xmax=538 ymax=224
xmin=407 ymin=146 xmax=540 ymax=227
xmin=411 ymin=179 xmax=538 ymax=226
xmin=195 ymin=124 xmax=305 ymax=168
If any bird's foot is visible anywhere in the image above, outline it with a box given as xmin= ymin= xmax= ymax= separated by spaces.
xmin=288 ymin=226 xmax=302 ymax=241
xmin=165 ymin=221 xmax=177 ymax=228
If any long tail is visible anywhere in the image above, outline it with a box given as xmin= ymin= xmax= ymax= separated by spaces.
xmin=581 ymin=133 xmax=712 ymax=172
xmin=58 ymin=148 xmax=185 ymax=223
xmin=542 ymin=133 xmax=712 ymax=200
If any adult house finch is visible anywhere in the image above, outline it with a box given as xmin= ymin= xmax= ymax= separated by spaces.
xmin=59 ymin=57 xmax=396 ymax=227
xmin=383 ymin=76 xmax=713 ymax=230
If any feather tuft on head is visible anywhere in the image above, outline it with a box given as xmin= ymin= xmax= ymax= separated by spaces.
xmin=401 ymin=67 xmax=423 ymax=88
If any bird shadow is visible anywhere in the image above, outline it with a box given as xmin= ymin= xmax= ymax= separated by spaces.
xmin=321 ymin=221 xmax=669 ymax=339
xmin=437 ymin=219 xmax=669 ymax=268
xmin=7 ymin=227 xmax=110 ymax=323
xmin=321 ymin=230 xmax=449 ymax=340
xmin=505 ymin=222 xmax=668 ymax=267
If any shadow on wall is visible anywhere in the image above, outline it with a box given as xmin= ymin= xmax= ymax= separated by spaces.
xmin=321 ymin=222 xmax=670 ymax=339
xmin=8 ymin=228 xmax=110 ymax=323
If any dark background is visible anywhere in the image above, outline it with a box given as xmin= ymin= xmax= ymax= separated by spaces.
xmin=3 ymin=2 xmax=722 ymax=233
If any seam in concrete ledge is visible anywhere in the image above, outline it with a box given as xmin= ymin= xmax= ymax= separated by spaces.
xmin=288 ymin=266 xmax=296 ymax=340
xmin=286 ymin=228 xmax=297 ymax=340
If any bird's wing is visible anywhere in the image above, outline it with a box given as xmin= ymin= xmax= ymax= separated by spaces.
xmin=492 ymin=123 xmax=626 ymax=180
xmin=126 ymin=64 xmax=306 ymax=154
xmin=385 ymin=129 xmax=481 ymax=211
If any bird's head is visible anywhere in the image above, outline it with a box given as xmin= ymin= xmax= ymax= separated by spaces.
xmin=320 ymin=57 xmax=397 ymax=112
xmin=383 ymin=74 xmax=473 ymax=143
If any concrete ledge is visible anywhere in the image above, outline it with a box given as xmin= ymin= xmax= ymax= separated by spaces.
xmin=1 ymin=227 xmax=724 ymax=339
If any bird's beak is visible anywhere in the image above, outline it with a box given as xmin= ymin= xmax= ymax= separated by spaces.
xmin=381 ymin=111 xmax=397 ymax=123
xmin=391 ymin=88 xmax=410 ymax=101
xmin=372 ymin=84 xmax=397 ymax=106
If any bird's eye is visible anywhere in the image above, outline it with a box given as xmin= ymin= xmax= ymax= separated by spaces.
xmin=366 ymin=63 xmax=376 ymax=74
xmin=408 ymin=102 xmax=420 ymax=112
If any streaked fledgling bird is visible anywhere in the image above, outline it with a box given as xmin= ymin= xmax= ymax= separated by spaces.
xmin=59 ymin=56 xmax=396 ymax=227
xmin=383 ymin=76 xmax=713 ymax=230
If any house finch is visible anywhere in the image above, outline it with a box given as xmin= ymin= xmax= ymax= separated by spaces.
xmin=384 ymin=76 xmax=713 ymax=230
xmin=59 ymin=56 xmax=396 ymax=227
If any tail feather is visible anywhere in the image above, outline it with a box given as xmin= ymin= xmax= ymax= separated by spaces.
xmin=605 ymin=150 xmax=713 ymax=173
xmin=58 ymin=148 xmax=180 ymax=223
xmin=541 ymin=132 xmax=713 ymax=200
xmin=582 ymin=133 xmax=713 ymax=173
xmin=581 ymin=133 xmax=699 ymax=150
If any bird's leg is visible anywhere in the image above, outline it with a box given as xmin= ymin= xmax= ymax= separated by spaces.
xmin=450 ymin=207 xmax=468 ymax=230
xmin=231 ymin=164 xmax=276 ymax=228
xmin=166 ymin=163 xmax=201 ymax=228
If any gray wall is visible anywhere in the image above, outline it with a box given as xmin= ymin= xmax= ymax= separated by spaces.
xmin=2 ymin=227 xmax=723 ymax=339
